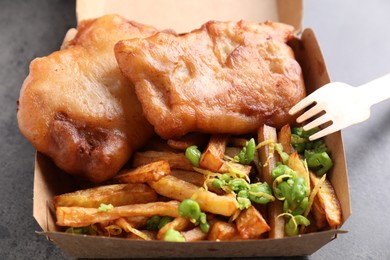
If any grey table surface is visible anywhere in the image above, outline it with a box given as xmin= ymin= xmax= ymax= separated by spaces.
xmin=1 ymin=0 xmax=390 ymax=259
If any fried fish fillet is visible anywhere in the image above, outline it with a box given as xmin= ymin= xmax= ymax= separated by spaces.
xmin=115 ymin=20 xmax=305 ymax=139
xmin=17 ymin=15 xmax=157 ymax=183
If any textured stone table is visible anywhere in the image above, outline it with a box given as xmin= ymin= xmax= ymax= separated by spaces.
xmin=1 ymin=0 xmax=389 ymax=259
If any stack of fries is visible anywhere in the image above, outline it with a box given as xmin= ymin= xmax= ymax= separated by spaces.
xmin=54 ymin=124 xmax=341 ymax=241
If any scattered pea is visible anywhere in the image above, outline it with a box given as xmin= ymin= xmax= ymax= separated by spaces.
xmin=178 ymin=199 xmax=201 ymax=223
xmin=164 ymin=229 xmax=185 ymax=242
xmin=185 ymin=145 xmax=201 ymax=167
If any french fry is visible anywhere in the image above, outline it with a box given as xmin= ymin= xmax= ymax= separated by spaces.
xmin=167 ymin=133 xmax=209 ymax=151
xmin=310 ymin=172 xmax=342 ymax=227
xmin=311 ymin=196 xmax=328 ymax=229
xmin=219 ymin=161 xmax=251 ymax=177
xmin=148 ymin=175 xmax=237 ymax=216
xmin=115 ymin=218 xmax=152 ymax=240
xmin=142 ymin=135 xmax=178 ymax=152
xmin=278 ymin=124 xmax=293 ymax=154
xmin=53 ymin=184 xmax=157 ymax=208
xmin=200 ymin=134 xmax=229 ymax=172
xmin=287 ymin=152 xmax=311 ymax=194
xmin=114 ymin=160 xmax=171 ymax=184
xmin=132 ymin=151 xmax=194 ymax=171
xmin=171 ymin=170 xmax=224 ymax=195
xmin=127 ymin=230 xmax=158 ymax=240
xmin=157 ymin=217 xmax=191 ymax=240
xmin=181 ymin=227 xmax=208 ymax=242
xmin=222 ymin=147 xmax=252 ymax=176
xmin=257 ymin=125 xmax=285 ymax=239
xmin=124 ymin=216 xmax=149 ymax=229
xmin=224 ymin=147 xmax=241 ymax=158
xmin=228 ymin=137 xmax=249 ymax=147
xmin=170 ymin=170 xmax=205 ymax=187
xmin=236 ymin=206 xmax=270 ymax=239
xmin=208 ymin=221 xmax=240 ymax=241
xmin=56 ymin=200 xmax=180 ymax=227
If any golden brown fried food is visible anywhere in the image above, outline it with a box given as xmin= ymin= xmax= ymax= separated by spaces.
xmin=115 ymin=20 xmax=305 ymax=139
xmin=17 ymin=15 xmax=158 ymax=182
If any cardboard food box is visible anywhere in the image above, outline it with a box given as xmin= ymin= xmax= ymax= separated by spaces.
xmin=33 ymin=0 xmax=351 ymax=257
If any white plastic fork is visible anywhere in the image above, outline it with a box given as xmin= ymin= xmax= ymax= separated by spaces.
xmin=288 ymin=73 xmax=390 ymax=140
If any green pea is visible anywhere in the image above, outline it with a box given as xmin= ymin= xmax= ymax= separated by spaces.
xmin=291 ymin=177 xmax=307 ymax=202
xmin=283 ymin=200 xmax=290 ymax=213
xmin=271 ymin=164 xmax=295 ymax=179
xmin=185 ymin=145 xmax=201 ymax=167
xmin=146 ymin=215 xmax=162 ymax=231
xmin=248 ymin=182 xmax=273 ymax=204
xmin=284 ymin=215 xmax=310 ymax=237
xmin=164 ymin=229 xmax=186 ymax=242
xmin=294 ymin=215 xmax=310 ymax=226
xmin=158 ymin=216 xmax=174 ymax=229
xmin=199 ymin=212 xmax=207 ymax=224
xmin=278 ymin=181 xmax=292 ymax=204
xmin=237 ymin=189 xmax=249 ymax=198
xmin=306 ymin=139 xmax=327 ymax=153
xmin=220 ymin=173 xmax=231 ymax=182
xmin=292 ymin=127 xmax=304 ymax=136
xmin=200 ymin=222 xmax=210 ymax=233
xmin=228 ymin=178 xmax=248 ymax=192
xmin=178 ymin=199 xmax=201 ymax=223
xmin=291 ymin=197 xmax=309 ymax=216
xmin=301 ymin=127 xmax=320 ymax=139
xmin=285 ymin=217 xmax=299 ymax=237
xmin=291 ymin=134 xmax=306 ymax=153
xmin=237 ymin=197 xmax=252 ymax=210
xmin=274 ymin=143 xmax=290 ymax=164
xmin=306 ymin=151 xmax=333 ymax=175
xmin=234 ymin=138 xmax=256 ymax=165
xmin=66 ymin=227 xmax=85 ymax=234
xmin=212 ymin=179 xmax=224 ymax=189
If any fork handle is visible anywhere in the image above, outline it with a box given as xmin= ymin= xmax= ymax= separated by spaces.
xmin=358 ymin=73 xmax=390 ymax=106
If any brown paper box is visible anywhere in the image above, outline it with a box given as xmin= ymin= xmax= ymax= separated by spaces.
xmin=33 ymin=0 xmax=351 ymax=257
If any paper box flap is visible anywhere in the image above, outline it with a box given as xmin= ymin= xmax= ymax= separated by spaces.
xmin=76 ymin=0 xmax=303 ymax=33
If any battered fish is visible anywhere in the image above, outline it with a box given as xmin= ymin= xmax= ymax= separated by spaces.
xmin=115 ymin=20 xmax=305 ymax=139
xmin=17 ymin=15 xmax=157 ymax=183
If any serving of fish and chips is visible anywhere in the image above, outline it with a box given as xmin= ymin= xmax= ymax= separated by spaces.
xmin=17 ymin=14 xmax=342 ymax=242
